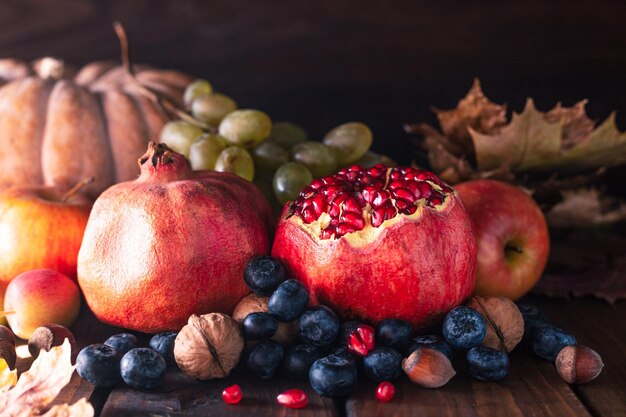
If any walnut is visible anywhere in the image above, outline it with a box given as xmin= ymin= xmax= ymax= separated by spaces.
xmin=174 ymin=313 xmax=243 ymax=380
xmin=232 ymin=293 xmax=297 ymax=346
xmin=467 ymin=296 xmax=524 ymax=352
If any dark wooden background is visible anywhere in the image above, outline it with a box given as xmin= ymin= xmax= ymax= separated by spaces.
xmin=1 ymin=0 xmax=625 ymax=164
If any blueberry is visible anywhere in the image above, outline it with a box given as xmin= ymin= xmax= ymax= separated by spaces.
xmin=336 ymin=320 xmax=362 ymax=346
xmin=242 ymin=312 xmax=278 ymax=340
xmin=120 ymin=348 xmax=167 ymax=389
xmin=309 ymin=355 xmax=358 ymax=397
xmin=76 ymin=344 xmax=121 ymax=387
xmin=408 ymin=335 xmax=453 ymax=360
xmin=244 ymin=256 xmax=287 ymax=296
xmin=104 ymin=333 xmax=138 ymax=355
xmin=329 ymin=346 xmax=363 ymax=375
xmin=268 ymin=279 xmax=309 ymax=321
xmin=442 ymin=306 xmax=486 ymax=350
xmin=149 ymin=332 xmax=177 ymax=366
xmin=531 ymin=325 xmax=577 ymax=362
xmin=375 ymin=318 xmax=412 ymax=351
xmin=517 ymin=303 xmax=550 ymax=342
xmin=298 ymin=305 xmax=340 ymax=347
xmin=247 ymin=340 xmax=284 ymax=379
xmin=283 ymin=344 xmax=325 ymax=379
xmin=466 ymin=346 xmax=509 ymax=381
xmin=363 ymin=347 xmax=403 ymax=382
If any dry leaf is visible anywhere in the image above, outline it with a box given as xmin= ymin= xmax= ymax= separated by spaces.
xmin=0 ymin=358 xmax=17 ymax=393
xmin=545 ymin=188 xmax=626 ymax=227
xmin=0 ymin=339 xmax=75 ymax=417
xmin=40 ymin=399 xmax=93 ymax=417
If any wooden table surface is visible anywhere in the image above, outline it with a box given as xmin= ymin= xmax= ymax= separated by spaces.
xmin=14 ymin=294 xmax=625 ymax=417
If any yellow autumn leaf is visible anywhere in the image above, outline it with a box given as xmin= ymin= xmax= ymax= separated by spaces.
xmin=0 ymin=339 xmax=75 ymax=417
xmin=0 ymin=358 xmax=17 ymax=393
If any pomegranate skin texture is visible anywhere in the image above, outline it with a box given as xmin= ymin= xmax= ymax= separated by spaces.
xmin=271 ymin=165 xmax=477 ymax=329
xmin=77 ymin=142 xmax=272 ymax=333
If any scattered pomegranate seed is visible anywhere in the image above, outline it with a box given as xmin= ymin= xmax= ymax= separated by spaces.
xmin=357 ymin=325 xmax=376 ymax=350
xmin=348 ymin=324 xmax=376 ymax=356
xmin=376 ymin=381 xmax=396 ymax=402
xmin=222 ymin=384 xmax=242 ymax=405
xmin=277 ymin=388 xmax=308 ymax=409
xmin=348 ymin=332 xmax=369 ymax=356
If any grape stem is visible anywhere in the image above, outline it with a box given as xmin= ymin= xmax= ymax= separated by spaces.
xmin=112 ymin=21 xmax=213 ymax=131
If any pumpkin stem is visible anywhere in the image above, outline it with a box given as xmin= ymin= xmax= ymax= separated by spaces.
xmin=112 ymin=22 xmax=212 ymax=130
xmin=33 ymin=57 xmax=65 ymax=79
xmin=61 ymin=177 xmax=95 ymax=203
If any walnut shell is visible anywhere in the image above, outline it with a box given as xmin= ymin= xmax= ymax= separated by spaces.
xmin=232 ymin=293 xmax=297 ymax=346
xmin=174 ymin=313 xmax=243 ymax=380
xmin=467 ymin=296 xmax=524 ymax=352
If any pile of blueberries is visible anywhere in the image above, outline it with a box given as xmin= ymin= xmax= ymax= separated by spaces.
xmin=76 ymin=331 xmax=178 ymax=389
xmin=243 ymin=256 xmax=580 ymax=397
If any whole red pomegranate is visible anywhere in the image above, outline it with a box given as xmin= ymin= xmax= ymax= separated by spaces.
xmin=272 ymin=165 xmax=476 ymax=328
xmin=77 ymin=142 xmax=272 ymax=333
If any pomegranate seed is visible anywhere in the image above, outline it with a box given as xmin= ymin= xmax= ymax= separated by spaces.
xmin=302 ymin=207 xmax=318 ymax=224
xmin=362 ymin=186 xmax=378 ymax=204
xmin=417 ymin=182 xmax=433 ymax=199
xmin=371 ymin=208 xmax=385 ymax=227
xmin=357 ymin=325 xmax=375 ymax=350
xmin=428 ymin=194 xmax=444 ymax=206
xmin=388 ymin=180 xmax=406 ymax=190
xmin=222 ymin=384 xmax=242 ymax=405
xmin=368 ymin=166 xmax=385 ymax=177
xmin=392 ymin=188 xmax=415 ymax=202
xmin=390 ymin=170 xmax=402 ymax=180
xmin=361 ymin=174 xmax=376 ymax=186
xmin=341 ymin=212 xmax=365 ymax=229
xmin=309 ymin=179 xmax=324 ymax=190
xmin=336 ymin=223 xmax=358 ymax=237
xmin=348 ymin=332 xmax=369 ymax=356
xmin=376 ymin=381 xmax=396 ymax=402
xmin=372 ymin=190 xmax=390 ymax=207
xmin=384 ymin=206 xmax=397 ymax=220
xmin=322 ymin=175 xmax=339 ymax=185
xmin=311 ymin=193 xmax=328 ymax=216
xmin=321 ymin=227 xmax=336 ymax=239
xmin=346 ymin=171 xmax=360 ymax=181
xmin=400 ymin=204 xmax=418 ymax=215
xmin=354 ymin=192 xmax=367 ymax=207
xmin=277 ymin=389 xmax=308 ymax=409
xmin=343 ymin=198 xmax=363 ymax=213
xmin=394 ymin=199 xmax=410 ymax=211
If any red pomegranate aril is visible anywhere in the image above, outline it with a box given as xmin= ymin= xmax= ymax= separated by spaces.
xmin=428 ymin=195 xmax=443 ymax=206
xmin=401 ymin=204 xmax=418 ymax=215
xmin=394 ymin=198 xmax=410 ymax=211
xmin=390 ymin=170 xmax=402 ymax=180
xmin=222 ymin=384 xmax=243 ymax=405
xmin=388 ymin=180 xmax=405 ymax=190
xmin=346 ymin=171 xmax=360 ymax=181
xmin=357 ymin=324 xmax=376 ymax=350
xmin=309 ymin=179 xmax=325 ymax=190
xmin=343 ymin=198 xmax=363 ymax=213
xmin=392 ymin=188 xmax=415 ymax=202
xmin=384 ymin=206 xmax=397 ymax=220
xmin=336 ymin=223 xmax=358 ymax=237
xmin=372 ymin=190 xmax=390 ymax=207
xmin=361 ymin=175 xmax=376 ymax=186
xmin=368 ymin=166 xmax=385 ymax=177
xmin=311 ymin=193 xmax=328 ymax=216
xmin=362 ymin=186 xmax=378 ymax=204
xmin=320 ymin=227 xmax=335 ymax=239
xmin=277 ymin=389 xmax=308 ymax=409
xmin=341 ymin=212 xmax=365 ymax=229
xmin=371 ymin=207 xmax=385 ymax=227
xmin=347 ymin=332 xmax=370 ymax=357
xmin=302 ymin=207 xmax=318 ymax=224
xmin=417 ymin=182 xmax=433 ymax=199
xmin=376 ymin=381 xmax=395 ymax=402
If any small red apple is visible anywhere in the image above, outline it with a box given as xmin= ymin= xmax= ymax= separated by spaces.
xmin=4 ymin=269 xmax=81 ymax=339
xmin=455 ymin=179 xmax=549 ymax=300
xmin=0 ymin=181 xmax=92 ymax=305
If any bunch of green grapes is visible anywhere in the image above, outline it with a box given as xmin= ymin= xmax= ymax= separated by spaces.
xmin=160 ymin=79 xmax=391 ymax=210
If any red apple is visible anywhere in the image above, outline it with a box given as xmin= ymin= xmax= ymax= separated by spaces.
xmin=455 ymin=179 xmax=549 ymax=300
xmin=4 ymin=269 xmax=81 ymax=339
xmin=0 ymin=182 xmax=92 ymax=306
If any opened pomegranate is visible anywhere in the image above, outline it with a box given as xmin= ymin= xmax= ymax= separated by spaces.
xmin=271 ymin=165 xmax=476 ymax=328
xmin=77 ymin=142 xmax=272 ymax=333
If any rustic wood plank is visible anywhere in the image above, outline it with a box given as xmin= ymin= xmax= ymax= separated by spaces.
xmin=532 ymin=296 xmax=626 ymax=417
xmin=99 ymin=367 xmax=337 ymax=417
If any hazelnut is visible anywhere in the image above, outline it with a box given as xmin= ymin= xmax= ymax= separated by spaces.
xmin=233 ymin=293 xmax=297 ymax=346
xmin=174 ymin=313 xmax=243 ymax=380
xmin=402 ymin=347 xmax=456 ymax=388
xmin=28 ymin=324 xmax=76 ymax=359
xmin=0 ymin=340 xmax=16 ymax=369
xmin=556 ymin=345 xmax=603 ymax=384
xmin=467 ymin=296 xmax=524 ymax=352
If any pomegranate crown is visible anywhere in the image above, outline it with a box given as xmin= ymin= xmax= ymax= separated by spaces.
xmin=288 ymin=164 xmax=453 ymax=240
xmin=137 ymin=141 xmax=192 ymax=181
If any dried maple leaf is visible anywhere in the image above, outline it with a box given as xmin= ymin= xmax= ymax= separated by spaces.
xmin=0 ymin=339 xmax=75 ymax=417
xmin=0 ymin=358 xmax=17 ymax=394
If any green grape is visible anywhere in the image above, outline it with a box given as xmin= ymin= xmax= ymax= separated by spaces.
xmin=159 ymin=120 xmax=204 ymax=158
xmin=188 ymin=134 xmax=228 ymax=170
xmin=266 ymin=121 xmax=308 ymax=150
xmin=290 ymin=141 xmax=337 ymax=178
xmin=183 ymin=79 xmax=213 ymax=109
xmin=191 ymin=93 xmax=238 ymax=126
xmin=214 ymin=146 xmax=255 ymax=181
xmin=252 ymin=141 xmax=289 ymax=172
xmin=219 ymin=109 xmax=272 ymax=147
xmin=273 ymin=162 xmax=313 ymax=205
xmin=322 ymin=122 xmax=373 ymax=165
xmin=354 ymin=151 xmax=383 ymax=168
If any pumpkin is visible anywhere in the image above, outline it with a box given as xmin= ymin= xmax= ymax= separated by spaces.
xmin=0 ymin=57 xmax=193 ymax=197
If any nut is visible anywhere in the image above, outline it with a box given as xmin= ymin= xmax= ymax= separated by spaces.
xmin=402 ymin=347 xmax=456 ymax=388
xmin=468 ymin=296 xmax=524 ymax=352
xmin=28 ymin=324 xmax=76 ymax=359
xmin=0 ymin=340 xmax=16 ymax=369
xmin=174 ymin=313 xmax=243 ymax=380
xmin=0 ymin=325 xmax=15 ymax=346
xmin=232 ymin=293 xmax=297 ymax=346
xmin=556 ymin=345 xmax=603 ymax=384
